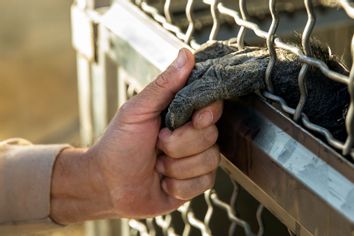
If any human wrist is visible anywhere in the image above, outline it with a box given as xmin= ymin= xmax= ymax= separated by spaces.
xmin=50 ymin=147 xmax=114 ymax=224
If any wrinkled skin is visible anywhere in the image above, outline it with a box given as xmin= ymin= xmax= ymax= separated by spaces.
xmin=165 ymin=40 xmax=350 ymax=141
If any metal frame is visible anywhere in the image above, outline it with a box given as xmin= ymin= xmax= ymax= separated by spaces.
xmin=72 ymin=0 xmax=354 ymax=235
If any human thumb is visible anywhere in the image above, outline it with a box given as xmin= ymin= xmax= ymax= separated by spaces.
xmin=135 ymin=48 xmax=195 ymax=114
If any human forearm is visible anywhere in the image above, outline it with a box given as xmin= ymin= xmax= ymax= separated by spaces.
xmin=50 ymin=147 xmax=114 ymax=225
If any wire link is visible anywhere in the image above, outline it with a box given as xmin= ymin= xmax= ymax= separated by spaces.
xmin=139 ymin=1 xmax=188 ymax=42
xmin=178 ymin=202 xmax=192 ymax=236
xmin=129 ymin=184 xmax=260 ymax=236
xmin=155 ymin=215 xmax=179 ymax=236
xmin=236 ymin=0 xmax=248 ymax=49
xmin=228 ymin=180 xmax=239 ymax=236
xmin=177 ymin=202 xmax=210 ymax=236
xmin=343 ymin=35 xmax=354 ymax=155
xmin=294 ymin=0 xmax=316 ymax=121
xmin=339 ymin=0 xmax=354 ymax=18
xmin=210 ymin=189 xmax=256 ymax=236
xmin=209 ymin=0 xmax=221 ymax=40
xmin=146 ymin=218 xmax=156 ymax=236
xmin=265 ymin=0 xmax=279 ymax=93
xmin=185 ymin=0 xmax=195 ymax=43
xmin=129 ymin=220 xmax=150 ymax=236
xmin=256 ymin=205 xmax=264 ymax=236
xmin=164 ymin=0 xmax=172 ymax=23
xmin=203 ymin=190 xmax=213 ymax=232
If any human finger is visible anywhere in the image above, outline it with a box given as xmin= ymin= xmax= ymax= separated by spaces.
xmin=162 ymin=171 xmax=216 ymax=200
xmin=164 ymin=68 xmax=224 ymax=130
xmin=192 ymin=100 xmax=223 ymax=129
xmin=132 ymin=48 xmax=195 ymax=115
xmin=158 ymin=124 xmax=218 ymax=158
xmin=156 ymin=145 xmax=220 ymax=179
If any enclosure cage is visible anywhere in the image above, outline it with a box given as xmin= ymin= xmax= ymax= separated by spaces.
xmin=71 ymin=0 xmax=354 ymax=235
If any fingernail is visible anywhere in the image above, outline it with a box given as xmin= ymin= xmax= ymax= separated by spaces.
xmin=198 ymin=111 xmax=213 ymax=128
xmin=174 ymin=49 xmax=187 ymax=69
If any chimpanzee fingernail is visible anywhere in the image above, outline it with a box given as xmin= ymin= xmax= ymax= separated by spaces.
xmin=174 ymin=49 xmax=187 ymax=69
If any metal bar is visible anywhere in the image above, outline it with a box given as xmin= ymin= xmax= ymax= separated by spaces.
xmin=76 ymin=54 xmax=94 ymax=146
xmin=218 ymin=99 xmax=354 ymax=236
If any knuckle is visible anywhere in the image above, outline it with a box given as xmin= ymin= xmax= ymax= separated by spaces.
xmin=118 ymin=101 xmax=131 ymax=113
xmin=164 ymin=178 xmax=180 ymax=197
xmin=154 ymin=65 xmax=177 ymax=89
xmin=155 ymin=71 xmax=170 ymax=89
xmin=203 ymin=126 xmax=219 ymax=145
xmin=214 ymin=101 xmax=224 ymax=120
xmin=206 ymin=147 xmax=220 ymax=171
xmin=160 ymin=139 xmax=182 ymax=159
xmin=163 ymin=158 xmax=178 ymax=177
xmin=203 ymin=172 xmax=216 ymax=189
xmin=159 ymin=138 xmax=176 ymax=156
xmin=162 ymin=143 xmax=178 ymax=158
xmin=117 ymin=101 xmax=135 ymax=121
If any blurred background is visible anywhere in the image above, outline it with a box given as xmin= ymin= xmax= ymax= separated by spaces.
xmin=0 ymin=0 xmax=80 ymax=145
xmin=0 ymin=1 xmax=83 ymax=235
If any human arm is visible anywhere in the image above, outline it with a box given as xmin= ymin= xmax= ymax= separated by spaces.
xmin=50 ymin=48 xmax=223 ymax=224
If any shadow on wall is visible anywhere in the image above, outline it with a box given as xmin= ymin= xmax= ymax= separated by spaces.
xmin=0 ymin=0 xmax=80 ymax=145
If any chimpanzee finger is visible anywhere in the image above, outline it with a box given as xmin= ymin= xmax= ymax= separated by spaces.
xmin=188 ymin=47 xmax=267 ymax=85
xmin=194 ymin=40 xmax=237 ymax=63
xmin=165 ymin=58 xmax=268 ymax=130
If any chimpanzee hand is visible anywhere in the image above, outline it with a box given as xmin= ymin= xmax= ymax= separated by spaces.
xmin=165 ymin=40 xmax=349 ymax=142
xmin=165 ymin=41 xmax=268 ymax=130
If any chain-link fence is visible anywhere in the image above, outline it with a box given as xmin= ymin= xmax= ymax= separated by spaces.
xmin=72 ymin=0 xmax=354 ymax=235
xmin=130 ymin=0 xmax=354 ymax=158
xmin=115 ymin=71 xmax=291 ymax=236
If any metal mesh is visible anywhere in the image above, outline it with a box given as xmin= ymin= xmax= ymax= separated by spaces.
xmin=111 ymin=0 xmax=354 ymax=235
xmin=127 ymin=171 xmax=283 ymax=236
xmin=130 ymin=0 xmax=354 ymax=158
xmin=117 ymin=74 xmax=284 ymax=236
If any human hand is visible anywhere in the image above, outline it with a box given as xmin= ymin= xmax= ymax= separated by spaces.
xmin=51 ymin=49 xmax=223 ymax=224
